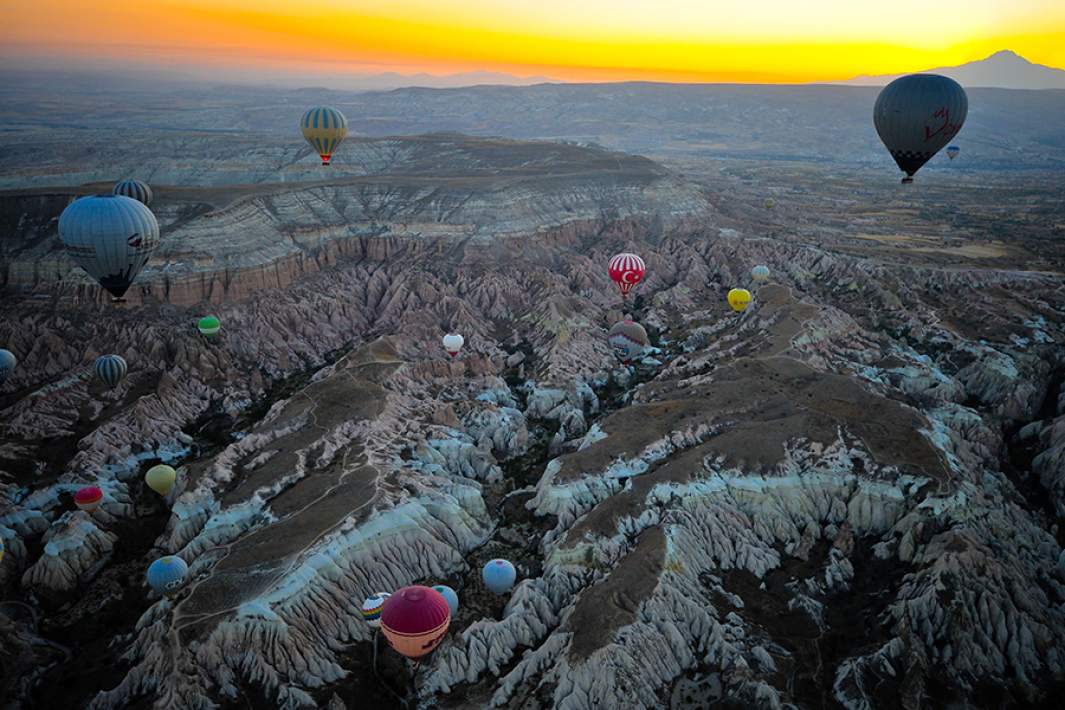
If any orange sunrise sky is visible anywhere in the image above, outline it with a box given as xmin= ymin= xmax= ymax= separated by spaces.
xmin=2 ymin=0 xmax=1064 ymax=84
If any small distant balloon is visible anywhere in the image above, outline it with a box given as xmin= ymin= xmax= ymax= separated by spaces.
xmin=380 ymin=585 xmax=451 ymax=659
xmin=300 ymin=106 xmax=349 ymax=166
xmin=482 ymin=558 xmax=517 ymax=595
xmin=147 ymin=556 xmax=188 ymax=597
xmin=94 ymin=354 xmax=128 ymax=389
xmin=608 ymin=253 xmax=646 ymax=299
xmin=947 ymin=145 xmax=960 ymax=160
xmin=0 ymin=349 xmax=16 ymax=385
xmin=764 ymin=198 xmax=775 ymax=209
xmin=727 ymin=288 xmax=752 ymax=313
xmin=874 ymin=74 xmax=967 ymax=183
xmin=431 ymin=585 xmax=459 ymax=617
xmin=74 ymin=486 xmax=104 ymax=513
xmin=113 ymin=178 xmax=153 ymax=207
xmin=361 ymin=592 xmax=391 ymax=628
xmin=0 ymin=537 xmax=5 ymax=564
xmin=198 ymin=316 xmax=221 ymax=338
xmin=145 ymin=464 xmax=177 ymax=496
xmin=608 ymin=319 xmax=650 ymax=364
xmin=751 ymin=265 xmax=771 ymax=282
xmin=442 ymin=333 xmax=464 ymax=358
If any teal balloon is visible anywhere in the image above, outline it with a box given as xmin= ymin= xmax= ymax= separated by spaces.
xmin=482 ymin=559 xmax=516 ymax=595
xmin=0 ymin=349 xmax=15 ymax=385
xmin=147 ymin=556 xmax=188 ymax=596
xmin=432 ymin=585 xmax=459 ymax=616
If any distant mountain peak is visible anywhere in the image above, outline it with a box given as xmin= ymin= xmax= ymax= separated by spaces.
xmin=840 ymin=49 xmax=1065 ymax=90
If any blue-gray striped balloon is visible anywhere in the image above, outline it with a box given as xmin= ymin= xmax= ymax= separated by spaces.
xmin=94 ymin=354 xmax=128 ymax=389
xmin=874 ymin=74 xmax=967 ymax=184
xmin=59 ymin=195 xmax=160 ymax=299
xmin=113 ymin=178 xmax=153 ymax=206
xmin=300 ymin=106 xmax=348 ymax=166
xmin=0 ymin=349 xmax=16 ymax=385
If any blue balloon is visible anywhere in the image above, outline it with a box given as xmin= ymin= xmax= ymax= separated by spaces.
xmin=432 ymin=585 xmax=459 ymax=616
xmin=147 ymin=556 xmax=188 ymax=596
xmin=482 ymin=559 xmax=517 ymax=595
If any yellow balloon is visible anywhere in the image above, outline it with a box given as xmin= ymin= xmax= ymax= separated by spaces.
xmin=145 ymin=464 xmax=177 ymax=496
xmin=727 ymin=288 xmax=752 ymax=313
xmin=300 ymin=106 xmax=348 ymax=166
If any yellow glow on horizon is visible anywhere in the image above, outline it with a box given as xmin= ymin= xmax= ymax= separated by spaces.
xmin=1 ymin=0 xmax=1063 ymax=83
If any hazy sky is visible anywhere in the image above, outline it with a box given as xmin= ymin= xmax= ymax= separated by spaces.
xmin=3 ymin=0 xmax=1064 ymax=83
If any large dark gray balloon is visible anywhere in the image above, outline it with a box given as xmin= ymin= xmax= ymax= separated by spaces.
xmin=874 ymin=74 xmax=967 ymax=183
xmin=59 ymin=195 xmax=160 ymax=299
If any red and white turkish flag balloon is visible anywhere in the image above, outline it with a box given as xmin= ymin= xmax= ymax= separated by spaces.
xmin=608 ymin=253 xmax=646 ymax=299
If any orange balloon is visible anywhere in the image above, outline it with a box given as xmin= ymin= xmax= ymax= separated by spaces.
xmin=380 ymin=586 xmax=451 ymax=659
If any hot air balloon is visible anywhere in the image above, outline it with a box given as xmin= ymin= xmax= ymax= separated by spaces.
xmin=147 ymin=556 xmax=188 ymax=597
xmin=751 ymin=265 xmax=770 ymax=282
xmin=0 ymin=536 xmax=4 ymax=564
xmin=874 ymin=74 xmax=968 ymax=183
xmin=442 ymin=333 xmax=464 ymax=358
xmin=58 ymin=195 xmax=160 ymax=300
xmin=198 ymin=316 xmax=220 ymax=338
xmin=380 ymin=585 xmax=451 ymax=660
xmin=947 ymin=145 xmax=960 ymax=160
xmin=482 ymin=559 xmax=517 ymax=595
xmin=608 ymin=253 xmax=646 ymax=299
xmin=727 ymin=288 xmax=752 ymax=313
xmin=300 ymin=106 xmax=348 ymax=166
xmin=0 ymin=349 xmax=15 ymax=385
xmin=74 ymin=486 xmax=104 ymax=513
xmin=431 ymin=585 xmax=459 ymax=617
xmin=608 ymin=319 xmax=650 ymax=364
xmin=145 ymin=464 xmax=177 ymax=496
xmin=764 ymin=198 xmax=775 ymax=209
xmin=113 ymin=178 xmax=153 ymax=206
xmin=94 ymin=354 xmax=128 ymax=389
xmin=361 ymin=592 xmax=391 ymax=628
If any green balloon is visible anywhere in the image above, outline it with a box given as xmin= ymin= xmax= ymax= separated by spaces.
xmin=198 ymin=316 xmax=221 ymax=337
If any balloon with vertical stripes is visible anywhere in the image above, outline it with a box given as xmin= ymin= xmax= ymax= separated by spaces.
xmin=608 ymin=252 xmax=646 ymax=298
xmin=300 ymin=106 xmax=349 ymax=166
xmin=0 ymin=348 xmax=15 ymax=385
xmin=113 ymin=178 xmax=153 ymax=206
xmin=94 ymin=354 xmax=128 ymax=389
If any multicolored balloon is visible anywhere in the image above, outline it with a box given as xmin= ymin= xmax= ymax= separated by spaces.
xmin=727 ymin=288 xmax=752 ymax=313
xmin=361 ymin=592 xmax=391 ymax=628
xmin=0 ymin=536 xmax=5 ymax=565
xmin=74 ymin=486 xmax=104 ymax=512
xmin=94 ymin=354 xmax=128 ymax=389
xmin=874 ymin=74 xmax=968 ymax=183
xmin=608 ymin=319 xmax=650 ymax=364
xmin=431 ymin=585 xmax=459 ymax=617
xmin=58 ymin=195 xmax=160 ymax=300
xmin=113 ymin=178 xmax=153 ymax=206
xmin=608 ymin=253 xmax=646 ymax=299
xmin=380 ymin=585 xmax=451 ymax=659
xmin=300 ymin=106 xmax=348 ymax=166
xmin=482 ymin=558 xmax=517 ymax=595
xmin=0 ymin=349 xmax=16 ymax=385
xmin=442 ymin=333 xmax=464 ymax=358
xmin=145 ymin=464 xmax=177 ymax=496
xmin=147 ymin=556 xmax=189 ymax=597
xmin=751 ymin=265 xmax=771 ymax=282
xmin=198 ymin=316 xmax=221 ymax=338
xmin=947 ymin=145 xmax=960 ymax=160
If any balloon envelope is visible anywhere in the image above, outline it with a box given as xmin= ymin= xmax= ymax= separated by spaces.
xmin=751 ymin=265 xmax=771 ymax=282
xmin=361 ymin=592 xmax=391 ymax=628
xmin=947 ymin=145 xmax=960 ymax=160
xmin=482 ymin=558 xmax=517 ymax=594
xmin=0 ymin=537 xmax=4 ymax=564
xmin=0 ymin=349 xmax=16 ymax=385
xmin=113 ymin=178 xmax=153 ymax=206
xmin=431 ymin=585 xmax=459 ymax=617
xmin=442 ymin=333 xmax=464 ymax=357
xmin=74 ymin=486 xmax=104 ymax=512
xmin=145 ymin=464 xmax=177 ymax=496
xmin=198 ymin=316 xmax=221 ymax=337
xmin=94 ymin=354 xmax=128 ymax=389
xmin=608 ymin=319 xmax=650 ymax=364
xmin=147 ymin=556 xmax=188 ymax=596
xmin=300 ymin=107 xmax=348 ymax=166
xmin=727 ymin=288 xmax=752 ymax=313
xmin=58 ymin=195 xmax=160 ymax=299
xmin=874 ymin=74 xmax=967 ymax=182
xmin=380 ymin=586 xmax=451 ymax=659
xmin=608 ymin=253 xmax=646 ymax=297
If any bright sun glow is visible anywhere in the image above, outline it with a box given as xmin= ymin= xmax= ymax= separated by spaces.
xmin=2 ymin=0 xmax=1063 ymax=82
